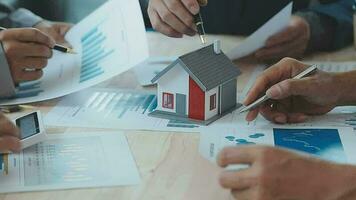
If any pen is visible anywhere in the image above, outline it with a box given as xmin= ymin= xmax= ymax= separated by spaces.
xmin=194 ymin=13 xmax=206 ymax=44
xmin=195 ymin=0 xmax=208 ymax=44
xmin=0 ymin=26 xmax=76 ymax=54
xmin=53 ymin=44 xmax=77 ymax=54
xmin=239 ymin=65 xmax=318 ymax=113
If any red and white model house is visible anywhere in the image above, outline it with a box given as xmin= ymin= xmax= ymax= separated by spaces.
xmin=150 ymin=41 xmax=241 ymax=125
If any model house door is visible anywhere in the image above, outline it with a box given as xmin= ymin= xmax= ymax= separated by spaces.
xmin=176 ymin=93 xmax=186 ymax=116
xmin=188 ymin=77 xmax=205 ymax=120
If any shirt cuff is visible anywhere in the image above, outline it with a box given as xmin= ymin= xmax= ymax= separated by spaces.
xmin=295 ymin=11 xmax=337 ymax=52
xmin=8 ymin=8 xmax=43 ymax=28
xmin=0 ymin=42 xmax=15 ymax=98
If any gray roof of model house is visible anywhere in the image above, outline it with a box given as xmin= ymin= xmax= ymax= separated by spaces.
xmin=151 ymin=44 xmax=241 ymax=92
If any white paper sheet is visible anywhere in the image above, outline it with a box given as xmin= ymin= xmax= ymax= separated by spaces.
xmin=133 ymin=56 xmax=178 ymax=86
xmin=0 ymin=132 xmax=140 ymax=193
xmin=199 ymin=125 xmax=356 ymax=166
xmin=295 ymin=106 xmax=356 ymax=131
xmin=226 ymin=3 xmax=292 ymax=60
xmin=239 ymin=65 xmax=266 ymax=102
xmin=44 ymin=88 xmax=201 ymax=133
xmin=0 ymin=0 xmax=148 ymax=105
xmin=212 ymin=104 xmax=356 ymax=132
xmin=309 ymin=62 xmax=356 ymax=72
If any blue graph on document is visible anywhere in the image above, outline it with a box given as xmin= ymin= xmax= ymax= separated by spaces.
xmin=14 ymin=81 xmax=44 ymax=98
xmin=85 ymin=91 xmax=157 ymax=119
xmin=114 ymin=93 xmax=157 ymax=118
xmin=274 ymin=128 xmax=346 ymax=163
xmin=167 ymin=120 xmax=200 ymax=128
xmin=84 ymin=90 xmax=199 ymax=129
xmin=79 ymin=25 xmax=115 ymax=83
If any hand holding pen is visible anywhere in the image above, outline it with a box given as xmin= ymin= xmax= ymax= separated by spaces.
xmin=147 ymin=0 xmax=207 ymax=43
xmin=242 ymin=58 xmax=338 ymax=124
xmin=0 ymin=27 xmax=75 ymax=84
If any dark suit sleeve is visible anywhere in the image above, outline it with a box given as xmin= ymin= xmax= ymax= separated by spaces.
xmin=0 ymin=3 xmax=42 ymax=28
xmin=0 ymin=4 xmax=43 ymax=98
xmin=296 ymin=0 xmax=353 ymax=52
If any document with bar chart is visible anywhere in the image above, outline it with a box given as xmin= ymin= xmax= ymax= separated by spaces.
xmin=45 ymin=88 xmax=201 ymax=133
xmin=0 ymin=0 xmax=148 ymax=105
xmin=0 ymin=132 xmax=140 ymax=193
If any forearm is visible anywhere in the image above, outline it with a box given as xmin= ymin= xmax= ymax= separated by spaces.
xmin=334 ymin=71 xmax=356 ymax=106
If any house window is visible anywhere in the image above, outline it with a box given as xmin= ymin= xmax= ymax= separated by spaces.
xmin=162 ymin=92 xmax=174 ymax=109
xmin=210 ymin=94 xmax=216 ymax=111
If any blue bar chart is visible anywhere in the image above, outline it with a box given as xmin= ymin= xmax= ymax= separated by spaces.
xmin=45 ymin=89 xmax=201 ymax=132
xmin=85 ymin=91 xmax=157 ymax=119
xmin=79 ymin=25 xmax=115 ymax=83
xmin=14 ymin=81 xmax=44 ymax=99
xmin=167 ymin=119 xmax=200 ymax=129
xmin=84 ymin=91 xmax=199 ymax=129
xmin=89 ymin=91 xmax=200 ymax=129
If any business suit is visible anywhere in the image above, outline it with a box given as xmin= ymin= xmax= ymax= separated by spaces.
xmin=0 ymin=2 xmax=42 ymax=98
xmin=300 ymin=0 xmax=353 ymax=51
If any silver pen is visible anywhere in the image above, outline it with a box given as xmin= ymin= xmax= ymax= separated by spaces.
xmin=239 ymin=65 xmax=318 ymax=113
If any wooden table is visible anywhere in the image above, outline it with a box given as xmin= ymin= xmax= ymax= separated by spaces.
xmin=2 ymin=32 xmax=356 ymax=200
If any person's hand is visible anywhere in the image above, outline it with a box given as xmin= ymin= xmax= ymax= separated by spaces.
xmin=255 ymin=15 xmax=310 ymax=61
xmin=0 ymin=28 xmax=55 ymax=84
xmin=244 ymin=58 xmax=340 ymax=124
xmin=0 ymin=113 xmax=21 ymax=153
xmin=147 ymin=0 xmax=199 ymax=38
xmin=218 ymin=146 xmax=356 ymax=200
xmin=34 ymin=20 xmax=72 ymax=46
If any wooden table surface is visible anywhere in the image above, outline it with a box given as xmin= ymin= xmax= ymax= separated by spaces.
xmin=2 ymin=32 xmax=356 ymax=200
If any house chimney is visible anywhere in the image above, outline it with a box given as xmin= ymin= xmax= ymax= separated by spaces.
xmin=214 ymin=40 xmax=221 ymax=54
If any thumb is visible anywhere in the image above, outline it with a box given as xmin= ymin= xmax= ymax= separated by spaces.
xmin=266 ymin=79 xmax=310 ymax=100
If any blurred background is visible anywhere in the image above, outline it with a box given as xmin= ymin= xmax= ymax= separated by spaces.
xmin=2 ymin=0 xmax=314 ymax=35
xmin=1 ymin=0 xmax=150 ymax=25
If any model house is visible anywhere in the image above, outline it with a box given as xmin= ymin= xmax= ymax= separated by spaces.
xmin=150 ymin=40 xmax=241 ymax=125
